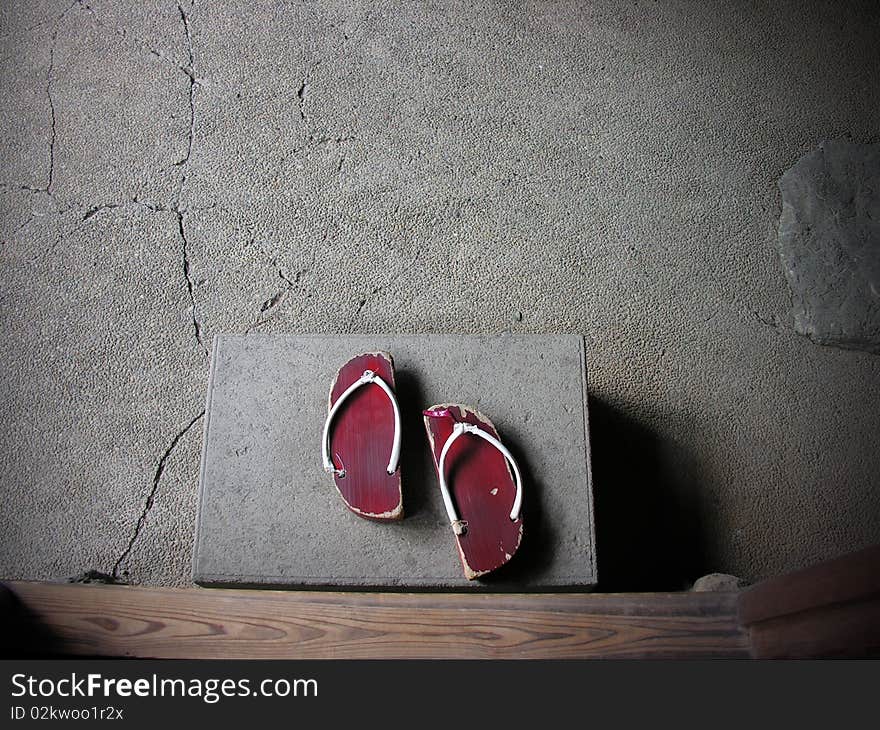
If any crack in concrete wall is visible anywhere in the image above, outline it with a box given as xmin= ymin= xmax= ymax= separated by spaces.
xmin=174 ymin=0 xmax=196 ymax=170
xmin=13 ymin=0 xmax=210 ymax=364
xmin=111 ymin=409 xmax=205 ymax=581
xmin=242 ymin=233 xmax=317 ymax=330
xmin=43 ymin=8 xmax=69 ymax=195
xmin=0 ymin=9 xmax=63 ymax=43
xmin=259 ymin=265 xmax=300 ymax=314
xmin=168 ymin=1 xmax=208 ymax=358
xmin=75 ymin=0 xmax=186 ymax=81
xmin=8 ymin=2 xmax=78 ymax=201
xmin=351 ymin=286 xmax=381 ymax=325
xmin=80 ymin=202 xmax=119 ymax=221
xmin=176 ymin=210 xmax=207 ymax=355
xmin=296 ymin=60 xmax=321 ymax=123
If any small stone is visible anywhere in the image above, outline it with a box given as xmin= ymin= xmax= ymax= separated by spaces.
xmin=691 ymin=573 xmax=745 ymax=592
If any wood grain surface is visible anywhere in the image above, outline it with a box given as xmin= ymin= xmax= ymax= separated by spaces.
xmin=739 ymin=543 xmax=880 ymax=658
xmin=2 ymin=582 xmax=748 ymax=659
xmin=739 ymin=543 xmax=880 ymax=625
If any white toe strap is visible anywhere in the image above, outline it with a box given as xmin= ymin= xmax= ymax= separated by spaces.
xmin=322 ymin=369 xmax=401 ymax=478
xmin=437 ymin=422 xmax=522 ymax=535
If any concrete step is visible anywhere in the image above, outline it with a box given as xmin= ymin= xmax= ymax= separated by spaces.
xmin=194 ymin=334 xmax=596 ymax=590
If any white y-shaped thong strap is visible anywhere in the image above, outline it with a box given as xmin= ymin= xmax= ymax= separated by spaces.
xmin=322 ymin=369 xmax=401 ymax=478
xmin=437 ymin=422 xmax=522 ymax=535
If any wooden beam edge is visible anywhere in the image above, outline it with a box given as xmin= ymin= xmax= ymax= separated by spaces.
xmin=1 ymin=581 xmax=750 ymax=660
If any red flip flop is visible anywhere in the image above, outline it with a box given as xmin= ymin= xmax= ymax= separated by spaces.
xmin=321 ymin=352 xmax=403 ymax=521
xmin=423 ymin=404 xmax=523 ymax=579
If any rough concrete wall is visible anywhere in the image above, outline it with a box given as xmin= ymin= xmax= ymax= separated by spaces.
xmin=1 ymin=0 xmax=878 ymax=588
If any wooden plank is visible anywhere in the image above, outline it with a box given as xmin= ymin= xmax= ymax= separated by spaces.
xmin=749 ymin=596 xmax=880 ymax=659
xmin=738 ymin=543 xmax=880 ymax=658
xmin=739 ymin=543 xmax=880 ymax=626
xmin=1 ymin=582 xmax=749 ymax=659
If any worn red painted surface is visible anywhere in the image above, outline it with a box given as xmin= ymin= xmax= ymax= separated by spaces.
xmin=423 ymin=405 xmax=522 ymax=578
xmin=328 ymin=352 xmax=402 ymax=520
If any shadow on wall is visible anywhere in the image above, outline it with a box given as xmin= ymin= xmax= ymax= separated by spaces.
xmin=589 ymin=396 xmax=710 ymax=592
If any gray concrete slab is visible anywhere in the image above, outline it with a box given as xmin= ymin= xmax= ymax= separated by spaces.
xmin=193 ymin=334 xmax=596 ymax=589
xmin=1 ymin=1 xmax=880 ymax=588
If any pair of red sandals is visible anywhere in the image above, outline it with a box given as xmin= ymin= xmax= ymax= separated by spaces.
xmin=321 ymin=352 xmax=523 ymax=580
